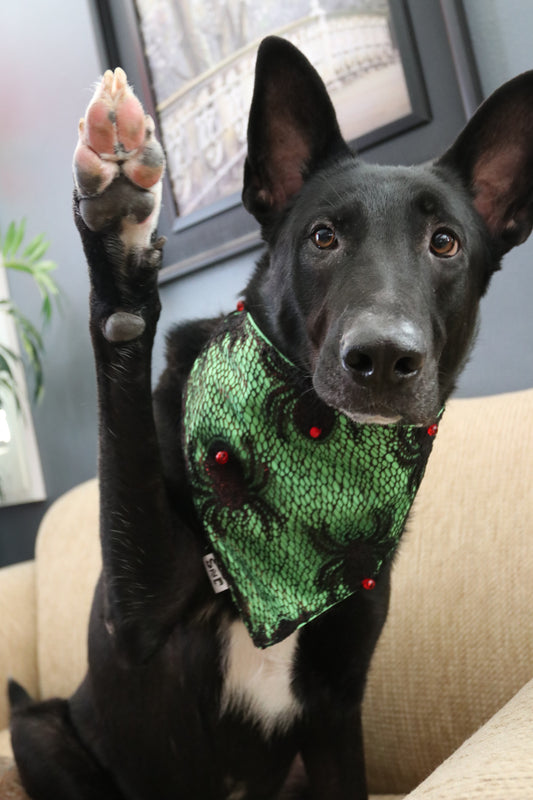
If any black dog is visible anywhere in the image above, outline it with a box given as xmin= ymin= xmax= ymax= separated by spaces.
xmin=9 ymin=37 xmax=533 ymax=800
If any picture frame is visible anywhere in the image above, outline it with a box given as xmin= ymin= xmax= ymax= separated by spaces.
xmin=88 ymin=0 xmax=481 ymax=284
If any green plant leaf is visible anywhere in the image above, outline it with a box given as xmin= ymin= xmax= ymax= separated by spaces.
xmin=2 ymin=221 xmax=17 ymax=256
xmin=0 ymin=353 xmax=14 ymax=377
xmin=41 ymin=295 xmax=52 ymax=323
xmin=3 ymin=300 xmax=45 ymax=402
xmin=34 ymin=259 xmax=57 ymax=273
xmin=0 ymin=354 xmax=24 ymax=409
xmin=10 ymin=219 xmax=26 ymax=256
xmin=22 ymin=232 xmax=43 ymax=258
xmin=0 ymin=374 xmax=22 ymax=412
xmin=24 ymin=236 xmax=50 ymax=264
xmin=0 ymin=343 xmax=21 ymax=371
xmin=3 ymin=260 xmax=34 ymax=275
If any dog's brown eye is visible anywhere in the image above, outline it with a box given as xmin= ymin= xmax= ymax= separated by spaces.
xmin=312 ymin=226 xmax=336 ymax=249
xmin=430 ymin=229 xmax=460 ymax=257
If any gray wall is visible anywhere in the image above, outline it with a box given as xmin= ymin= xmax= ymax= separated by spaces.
xmin=0 ymin=0 xmax=101 ymax=564
xmin=456 ymin=0 xmax=533 ymax=397
xmin=0 ymin=0 xmax=532 ymax=566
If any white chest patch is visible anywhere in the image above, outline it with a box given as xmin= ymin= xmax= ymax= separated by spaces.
xmin=220 ymin=620 xmax=302 ymax=737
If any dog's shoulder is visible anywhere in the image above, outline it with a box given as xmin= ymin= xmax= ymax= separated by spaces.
xmin=162 ymin=316 xmax=224 ymax=378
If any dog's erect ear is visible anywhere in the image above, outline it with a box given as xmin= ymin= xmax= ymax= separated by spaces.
xmin=242 ymin=37 xmax=351 ymax=225
xmin=438 ymin=71 xmax=533 ymax=255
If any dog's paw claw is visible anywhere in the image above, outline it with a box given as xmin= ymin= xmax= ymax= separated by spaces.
xmin=103 ymin=311 xmax=146 ymax=343
xmin=73 ymin=69 xmax=165 ymax=246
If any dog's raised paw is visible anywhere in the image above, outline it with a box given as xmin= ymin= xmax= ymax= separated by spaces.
xmin=73 ymin=68 xmax=165 ymax=249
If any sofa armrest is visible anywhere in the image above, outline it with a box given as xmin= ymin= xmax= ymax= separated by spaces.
xmin=405 ymin=676 xmax=533 ymax=799
xmin=0 ymin=561 xmax=39 ymax=731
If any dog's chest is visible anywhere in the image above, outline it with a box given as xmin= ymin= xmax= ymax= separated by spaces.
xmin=220 ymin=620 xmax=302 ymax=737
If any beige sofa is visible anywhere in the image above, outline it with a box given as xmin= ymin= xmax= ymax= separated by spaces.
xmin=1 ymin=389 xmax=532 ymax=799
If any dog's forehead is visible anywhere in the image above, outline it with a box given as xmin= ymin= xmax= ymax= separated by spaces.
xmin=298 ymin=159 xmax=472 ymax=225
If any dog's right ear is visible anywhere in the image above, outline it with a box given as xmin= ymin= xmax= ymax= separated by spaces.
xmin=242 ymin=37 xmax=351 ymax=225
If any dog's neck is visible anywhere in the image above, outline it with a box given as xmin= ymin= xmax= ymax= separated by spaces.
xmin=183 ymin=311 xmax=441 ymax=648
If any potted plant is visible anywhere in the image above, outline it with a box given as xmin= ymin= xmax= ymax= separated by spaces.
xmin=0 ymin=219 xmax=59 ymax=408
xmin=0 ymin=220 xmax=59 ymax=501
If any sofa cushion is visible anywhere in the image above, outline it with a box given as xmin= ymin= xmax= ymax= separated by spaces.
xmin=35 ymin=479 xmax=101 ymax=700
xmin=0 ymin=561 xmax=38 ymax=732
xmin=363 ymin=388 xmax=533 ymax=794
xmin=403 ymin=677 xmax=533 ymax=799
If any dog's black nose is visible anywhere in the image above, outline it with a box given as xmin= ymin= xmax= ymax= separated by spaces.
xmin=341 ymin=320 xmax=426 ymax=390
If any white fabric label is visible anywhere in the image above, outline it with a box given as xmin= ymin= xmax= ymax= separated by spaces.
xmin=203 ymin=553 xmax=230 ymax=594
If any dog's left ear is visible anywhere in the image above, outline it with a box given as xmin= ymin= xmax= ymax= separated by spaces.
xmin=438 ymin=71 xmax=533 ymax=255
xmin=242 ymin=36 xmax=351 ymax=225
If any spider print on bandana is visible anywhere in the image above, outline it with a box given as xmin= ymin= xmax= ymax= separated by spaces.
xmin=310 ymin=512 xmax=395 ymax=605
xmin=262 ymin=348 xmax=339 ymax=443
xmin=262 ymin=345 xmax=303 ymax=440
xmin=395 ymin=425 xmax=435 ymax=494
xmin=187 ymin=436 xmax=286 ymax=541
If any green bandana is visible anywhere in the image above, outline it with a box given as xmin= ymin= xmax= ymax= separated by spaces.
xmin=183 ymin=311 xmax=440 ymax=648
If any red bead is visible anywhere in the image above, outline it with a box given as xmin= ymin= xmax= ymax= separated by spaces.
xmin=215 ymin=450 xmax=229 ymax=465
xmin=427 ymin=424 xmax=439 ymax=437
xmin=361 ymin=578 xmax=376 ymax=591
xmin=236 ymin=300 xmax=245 ymax=312
xmin=309 ymin=426 xmax=322 ymax=439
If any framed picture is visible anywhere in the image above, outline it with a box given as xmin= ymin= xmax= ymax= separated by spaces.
xmin=89 ymin=0 xmax=481 ymax=283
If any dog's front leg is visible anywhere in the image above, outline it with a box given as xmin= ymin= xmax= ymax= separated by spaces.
xmin=299 ymin=709 xmax=368 ymax=800
xmin=73 ymin=70 xmax=202 ymax=665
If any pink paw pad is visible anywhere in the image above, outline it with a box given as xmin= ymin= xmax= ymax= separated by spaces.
xmin=73 ymin=67 xmax=165 ymax=198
